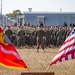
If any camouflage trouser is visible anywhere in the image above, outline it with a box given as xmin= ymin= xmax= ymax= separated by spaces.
xmin=19 ymin=38 xmax=25 ymax=47
xmin=36 ymin=36 xmax=45 ymax=52
xmin=56 ymin=37 xmax=63 ymax=47
xmin=16 ymin=36 xmax=25 ymax=47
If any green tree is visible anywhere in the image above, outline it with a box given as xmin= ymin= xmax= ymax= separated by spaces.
xmin=5 ymin=9 xmax=22 ymax=17
xmin=12 ymin=10 xmax=22 ymax=17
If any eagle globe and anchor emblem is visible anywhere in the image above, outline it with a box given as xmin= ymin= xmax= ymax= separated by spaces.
xmin=0 ymin=27 xmax=8 ymax=46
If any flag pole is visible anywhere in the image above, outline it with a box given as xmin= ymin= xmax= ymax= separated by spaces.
xmin=27 ymin=68 xmax=30 ymax=72
xmin=45 ymin=65 xmax=50 ymax=72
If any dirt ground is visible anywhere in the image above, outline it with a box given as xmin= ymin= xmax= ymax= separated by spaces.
xmin=0 ymin=47 xmax=75 ymax=75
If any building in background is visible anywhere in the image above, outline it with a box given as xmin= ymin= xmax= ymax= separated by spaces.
xmin=0 ymin=14 xmax=17 ymax=26
xmin=1 ymin=11 xmax=75 ymax=27
xmin=16 ymin=12 xmax=24 ymax=26
xmin=23 ymin=12 xmax=75 ymax=26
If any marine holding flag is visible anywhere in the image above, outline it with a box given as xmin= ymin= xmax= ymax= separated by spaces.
xmin=0 ymin=27 xmax=28 ymax=70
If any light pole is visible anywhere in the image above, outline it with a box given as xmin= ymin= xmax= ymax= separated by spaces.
xmin=1 ymin=0 xmax=2 ymax=26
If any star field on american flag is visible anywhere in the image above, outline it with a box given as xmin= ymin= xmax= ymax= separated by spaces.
xmin=70 ymin=27 xmax=75 ymax=35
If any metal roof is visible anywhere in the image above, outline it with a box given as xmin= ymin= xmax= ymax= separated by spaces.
xmin=23 ymin=11 xmax=75 ymax=14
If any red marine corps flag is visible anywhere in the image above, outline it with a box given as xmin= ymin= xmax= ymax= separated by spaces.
xmin=45 ymin=27 xmax=75 ymax=71
xmin=0 ymin=27 xmax=28 ymax=70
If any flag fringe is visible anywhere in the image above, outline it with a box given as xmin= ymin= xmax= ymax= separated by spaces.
xmin=0 ymin=62 xmax=28 ymax=71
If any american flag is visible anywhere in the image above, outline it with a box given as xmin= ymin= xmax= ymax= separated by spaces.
xmin=50 ymin=27 xmax=75 ymax=66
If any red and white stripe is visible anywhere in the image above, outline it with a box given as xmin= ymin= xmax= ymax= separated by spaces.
xmin=50 ymin=28 xmax=75 ymax=66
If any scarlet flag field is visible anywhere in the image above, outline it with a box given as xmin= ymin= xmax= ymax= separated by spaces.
xmin=0 ymin=47 xmax=75 ymax=75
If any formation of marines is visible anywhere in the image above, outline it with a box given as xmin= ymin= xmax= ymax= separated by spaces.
xmin=2 ymin=25 xmax=73 ymax=52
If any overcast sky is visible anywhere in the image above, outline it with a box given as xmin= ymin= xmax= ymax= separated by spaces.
xmin=0 ymin=0 xmax=75 ymax=14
